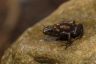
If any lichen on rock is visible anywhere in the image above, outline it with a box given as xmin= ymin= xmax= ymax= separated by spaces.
xmin=1 ymin=0 xmax=96 ymax=64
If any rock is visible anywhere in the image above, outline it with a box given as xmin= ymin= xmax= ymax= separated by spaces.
xmin=1 ymin=0 xmax=96 ymax=64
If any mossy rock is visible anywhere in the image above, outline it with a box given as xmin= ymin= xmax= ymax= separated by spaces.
xmin=1 ymin=0 xmax=96 ymax=64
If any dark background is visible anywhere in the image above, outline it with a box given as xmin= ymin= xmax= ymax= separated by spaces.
xmin=0 ymin=0 xmax=69 ymax=60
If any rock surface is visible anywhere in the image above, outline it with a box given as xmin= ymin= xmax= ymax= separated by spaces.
xmin=1 ymin=0 xmax=96 ymax=64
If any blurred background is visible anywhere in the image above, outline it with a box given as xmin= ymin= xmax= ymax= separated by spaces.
xmin=0 ymin=0 xmax=68 ymax=60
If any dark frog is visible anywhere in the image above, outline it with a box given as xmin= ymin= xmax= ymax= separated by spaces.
xmin=43 ymin=20 xmax=83 ymax=48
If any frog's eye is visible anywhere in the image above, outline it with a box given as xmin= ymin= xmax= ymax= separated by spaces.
xmin=43 ymin=26 xmax=54 ymax=33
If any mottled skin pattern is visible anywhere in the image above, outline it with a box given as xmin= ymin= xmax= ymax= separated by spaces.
xmin=43 ymin=21 xmax=83 ymax=48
